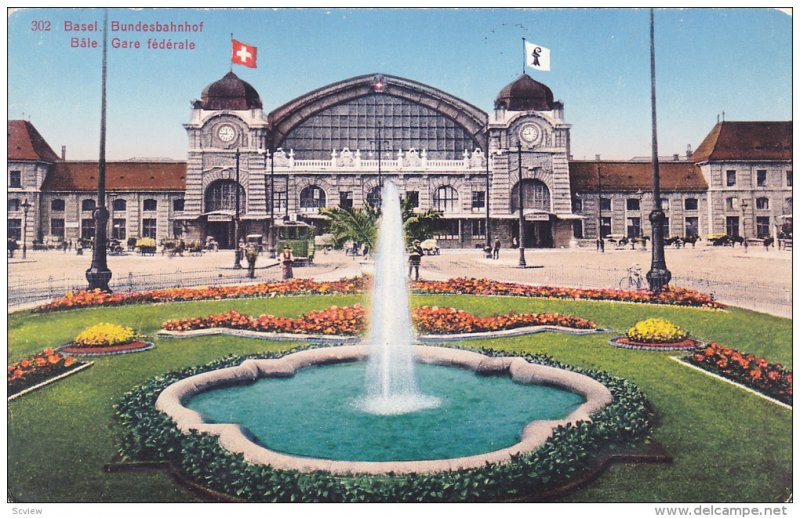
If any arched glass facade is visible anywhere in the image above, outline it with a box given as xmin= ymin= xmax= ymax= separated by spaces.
xmin=204 ymin=180 xmax=246 ymax=213
xmin=281 ymin=94 xmax=479 ymax=160
xmin=510 ymin=179 xmax=551 ymax=212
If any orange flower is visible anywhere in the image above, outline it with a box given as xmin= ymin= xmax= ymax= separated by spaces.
xmin=750 ymin=369 xmax=762 ymax=380
xmin=47 ymin=354 xmax=61 ymax=365
xmin=64 ymin=357 xmax=76 ymax=367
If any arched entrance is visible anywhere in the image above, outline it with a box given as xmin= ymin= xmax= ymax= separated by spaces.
xmin=204 ymin=180 xmax=246 ymax=249
xmin=510 ymin=179 xmax=553 ymax=248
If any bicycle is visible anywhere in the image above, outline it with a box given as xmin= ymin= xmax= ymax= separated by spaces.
xmin=619 ymin=265 xmax=644 ymax=290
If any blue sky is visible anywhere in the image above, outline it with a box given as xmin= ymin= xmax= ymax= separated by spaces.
xmin=7 ymin=7 xmax=791 ymax=161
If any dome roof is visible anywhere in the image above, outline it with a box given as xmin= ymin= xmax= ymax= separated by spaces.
xmin=200 ymin=71 xmax=263 ymax=110
xmin=495 ymin=74 xmax=555 ymax=111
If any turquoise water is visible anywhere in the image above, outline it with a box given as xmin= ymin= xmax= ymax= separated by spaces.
xmin=186 ymin=361 xmax=585 ymax=462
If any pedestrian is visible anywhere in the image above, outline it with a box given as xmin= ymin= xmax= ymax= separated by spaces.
xmin=245 ymin=244 xmax=258 ymax=279
xmin=408 ymin=240 xmax=423 ymax=280
xmin=281 ymin=245 xmax=294 ymax=280
xmin=511 ymin=236 xmax=519 ymax=249
xmin=492 ymin=238 xmax=501 ymax=259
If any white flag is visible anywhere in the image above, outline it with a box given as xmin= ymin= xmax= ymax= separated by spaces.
xmin=525 ymin=41 xmax=551 ymax=71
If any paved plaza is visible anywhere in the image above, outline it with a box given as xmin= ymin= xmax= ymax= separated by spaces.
xmin=8 ymin=244 xmax=792 ymax=317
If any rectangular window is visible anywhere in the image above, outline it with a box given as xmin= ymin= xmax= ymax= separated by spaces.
xmin=50 ymin=218 xmax=65 ymax=239
xmin=572 ymin=220 xmax=584 ymax=239
xmin=470 ymin=219 xmax=486 ymax=237
xmin=756 ymin=197 xmax=769 ymax=210
xmin=599 ymin=198 xmax=611 ymax=211
xmin=433 ymin=219 xmax=459 ymax=239
xmin=143 ymin=199 xmax=158 ymax=211
xmin=726 ymin=197 xmax=738 ymax=210
xmin=726 ymin=170 xmax=737 ymax=187
xmin=662 ymin=217 xmax=670 ymax=237
xmin=787 ymin=171 xmax=793 ymax=187
xmin=405 ymin=191 xmax=419 ymax=208
xmin=112 ymin=219 xmax=127 ymax=240
xmin=9 ymin=171 xmax=21 ymax=188
xmin=756 ymin=216 xmax=770 ymax=239
xmin=684 ymin=198 xmax=698 ymax=211
xmin=173 ymin=199 xmax=185 ymax=211
xmin=339 ymin=191 xmax=353 ymax=209
xmin=571 ymin=198 xmax=582 ymax=212
xmin=81 ymin=218 xmax=96 ymax=240
xmin=756 ymin=170 xmax=767 ymax=187
xmin=8 ymin=199 xmax=20 ymax=212
xmin=600 ymin=217 xmax=612 ymax=238
xmin=726 ymin=216 xmax=740 ymax=237
xmin=684 ymin=217 xmax=699 ymax=238
xmin=626 ymin=217 xmax=641 ymax=238
xmin=471 ymin=191 xmax=486 ymax=210
xmin=272 ymin=191 xmax=287 ymax=211
xmin=626 ymin=198 xmax=640 ymax=211
xmin=142 ymin=218 xmax=157 ymax=239
xmin=8 ymin=219 xmax=21 ymax=241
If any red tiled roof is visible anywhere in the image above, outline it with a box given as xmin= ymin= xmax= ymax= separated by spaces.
xmin=569 ymin=161 xmax=708 ymax=193
xmin=693 ymin=121 xmax=792 ymax=162
xmin=8 ymin=120 xmax=61 ymax=162
xmin=42 ymin=161 xmax=187 ymax=192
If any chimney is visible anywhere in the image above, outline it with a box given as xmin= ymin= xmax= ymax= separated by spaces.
xmin=61 ymin=145 xmax=66 ymax=160
xmin=686 ymin=144 xmax=693 ymax=160
xmin=673 ymin=153 xmax=679 ymax=161
xmin=595 ymin=154 xmax=601 ymax=161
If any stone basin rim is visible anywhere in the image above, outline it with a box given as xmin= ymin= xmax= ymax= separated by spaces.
xmin=155 ymin=345 xmax=614 ymax=476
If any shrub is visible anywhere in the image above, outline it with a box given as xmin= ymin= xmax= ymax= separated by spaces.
xmin=73 ymin=323 xmax=137 ymax=348
xmin=135 ymin=237 xmax=157 ymax=248
xmin=626 ymin=318 xmax=688 ymax=344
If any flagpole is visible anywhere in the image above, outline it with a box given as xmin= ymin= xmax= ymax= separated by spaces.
xmin=230 ymin=33 xmax=233 ymax=72
xmin=522 ymin=37 xmax=526 ymax=75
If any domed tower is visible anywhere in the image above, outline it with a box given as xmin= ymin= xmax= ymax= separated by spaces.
xmin=488 ymin=73 xmax=574 ymax=249
xmin=182 ymin=71 xmax=269 ymax=248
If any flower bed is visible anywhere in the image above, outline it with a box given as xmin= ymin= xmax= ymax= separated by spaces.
xmin=8 ymin=349 xmax=85 ymax=397
xmin=73 ymin=323 xmax=138 ymax=348
xmin=685 ymin=342 xmax=792 ymax=405
xmin=35 ymin=277 xmax=368 ymax=313
xmin=610 ymin=318 xmax=699 ymax=350
xmin=162 ymin=305 xmax=597 ymax=336
xmin=34 ymin=275 xmax=721 ymax=313
xmin=412 ymin=306 xmax=596 ymax=334
xmin=114 ymin=344 xmax=653 ymax=502
xmin=163 ymin=305 xmax=368 ymax=336
xmin=413 ymin=278 xmax=724 ymax=309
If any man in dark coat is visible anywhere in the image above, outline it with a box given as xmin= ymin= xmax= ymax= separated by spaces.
xmin=408 ymin=240 xmax=423 ymax=280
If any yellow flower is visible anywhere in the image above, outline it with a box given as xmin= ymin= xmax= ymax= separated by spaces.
xmin=74 ymin=323 xmax=137 ymax=348
xmin=626 ymin=318 xmax=688 ymax=343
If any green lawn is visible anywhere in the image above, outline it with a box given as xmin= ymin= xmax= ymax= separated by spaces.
xmin=7 ymin=294 xmax=792 ymax=503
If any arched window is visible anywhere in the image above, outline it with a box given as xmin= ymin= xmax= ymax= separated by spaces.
xmin=433 ymin=186 xmax=459 ymax=212
xmin=756 ymin=197 xmax=769 ymax=210
xmin=81 ymin=199 xmax=96 ymax=212
xmin=143 ymin=199 xmax=158 ymax=211
xmin=299 ymin=185 xmax=326 ymax=210
xmin=51 ymin=199 xmax=65 ymax=211
xmin=204 ymin=180 xmax=246 ymax=213
xmin=510 ymin=179 xmax=551 ymax=212
xmin=112 ymin=199 xmax=127 ymax=211
xmin=366 ymin=186 xmax=382 ymax=208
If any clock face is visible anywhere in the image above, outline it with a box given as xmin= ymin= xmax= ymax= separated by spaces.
xmin=520 ymin=124 xmax=541 ymax=144
xmin=217 ymin=124 xmax=237 ymax=143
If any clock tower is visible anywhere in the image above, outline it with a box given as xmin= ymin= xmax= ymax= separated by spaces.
xmin=489 ymin=73 xmax=575 ymax=248
xmin=182 ymin=71 xmax=270 ymax=247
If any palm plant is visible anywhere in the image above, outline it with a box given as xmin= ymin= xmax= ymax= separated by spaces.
xmin=320 ymin=206 xmax=378 ymax=251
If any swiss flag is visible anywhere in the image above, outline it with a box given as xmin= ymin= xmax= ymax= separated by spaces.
xmin=231 ymin=39 xmax=257 ymax=68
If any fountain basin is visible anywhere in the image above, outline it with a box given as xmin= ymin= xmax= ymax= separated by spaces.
xmin=156 ymin=345 xmax=613 ymax=475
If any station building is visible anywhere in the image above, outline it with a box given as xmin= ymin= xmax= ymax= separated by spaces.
xmin=7 ymin=72 xmax=792 ymax=249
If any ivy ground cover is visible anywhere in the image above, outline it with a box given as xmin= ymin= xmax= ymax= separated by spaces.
xmin=7 ymin=293 xmax=790 ymax=502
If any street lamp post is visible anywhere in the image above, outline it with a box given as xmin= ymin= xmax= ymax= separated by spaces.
xmin=21 ymin=198 xmax=31 ymax=259
xmin=484 ymin=131 xmax=492 ymax=251
xmin=86 ymin=8 xmax=112 ymax=292
xmin=741 ymin=199 xmax=749 ymax=253
xmin=233 ymin=148 xmax=243 ymax=268
xmin=645 ymin=8 xmax=671 ymax=293
xmin=597 ymin=164 xmax=604 ymax=253
xmin=262 ymin=135 xmax=277 ymax=259
xmin=516 ymin=143 xmax=527 ymax=268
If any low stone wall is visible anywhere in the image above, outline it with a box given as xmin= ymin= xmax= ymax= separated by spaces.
xmin=155 ymin=345 xmax=613 ymax=476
